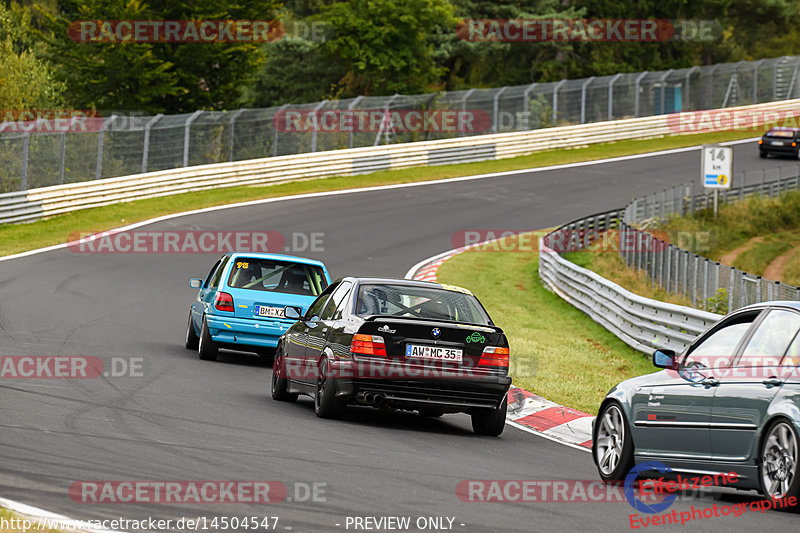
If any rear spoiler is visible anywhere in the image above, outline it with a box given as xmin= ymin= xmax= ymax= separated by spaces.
xmin=363 ymin=315 xmax=502 ymax=333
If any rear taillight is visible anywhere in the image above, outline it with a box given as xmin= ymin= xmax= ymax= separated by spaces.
xmin=351 ymin=334 xmax=387 ymax=356
xmin=793 ymin=142 xmax=797 ymax=147
xmin=479 ymin=346 xmax=509 ymax=368
xmin=214 ymin=291 xmax=234 ymax=312
xmin=759 ymin=139 xmax=763 ymax=144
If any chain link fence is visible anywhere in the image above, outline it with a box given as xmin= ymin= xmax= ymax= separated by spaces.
xmin=621 ymin=165 xmax=800 ymax=313
xmin=2 ymin=55 xmax=800 ymax=193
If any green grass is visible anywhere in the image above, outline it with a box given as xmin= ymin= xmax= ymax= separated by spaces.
xmin=0 ymin=127 xmax=758 ymax=257
xmin=562 ymin=250 xmax=693 ymax=307
xmin=782 ymin=247 xmax=800 ymax=286
xmin=435 ymin=242 xmax=655 ymax=414
xmin=660 ymin=190 xmax=800 ymax=261
xmin=733 ymin=232 xmax=800 ymax=273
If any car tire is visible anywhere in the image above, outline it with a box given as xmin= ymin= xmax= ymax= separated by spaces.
xmin=198 ymin=316 xmax=218 ymax=361
xmin=271 ymin=346 xmax=298 ymax=403
xmin=760 ymin=151 xmax=767 ymax=159
xmin=471 ymin=396 xmax=507 ymax=436
xmin=185 ymin=312 xmax=199 ymax=350
xmin=314 ymin=357 xmax=345 ymax=419
xmin=758 ymin=419 xmax=800 ymax=510
xmin=419 ymin=408 xmax=445 ymax=418
xmin=593 ymin=402 xmax=634 ymax=482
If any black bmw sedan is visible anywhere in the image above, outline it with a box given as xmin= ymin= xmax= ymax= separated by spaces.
xmin=270 ymin=277 xmax=512 ymax=436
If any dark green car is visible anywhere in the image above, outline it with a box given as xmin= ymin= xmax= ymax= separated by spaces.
xmin=593 ymin=301 xmax=800 ymax=507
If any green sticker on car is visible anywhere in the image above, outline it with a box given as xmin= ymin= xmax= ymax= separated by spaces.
xmin=466 ymin=332 xmax=486 ymax=344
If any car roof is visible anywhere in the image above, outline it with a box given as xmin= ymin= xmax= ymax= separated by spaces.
xmin=735 ymin=301 xmax=800 ymax=313
xmin=337 ymin=276 xmax=469 ymax=291
xmin=766 ymin=127 xmax=800 ymax=132
xmin=227 ymin=252 xmax=326 ymax=268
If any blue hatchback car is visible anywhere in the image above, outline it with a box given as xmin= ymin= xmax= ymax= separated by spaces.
xmin=186 ymin=252 xmax=331 ymax=361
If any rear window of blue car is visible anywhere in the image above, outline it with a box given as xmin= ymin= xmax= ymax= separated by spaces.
xmin=227 ymin=258 xmax=327 ymax=296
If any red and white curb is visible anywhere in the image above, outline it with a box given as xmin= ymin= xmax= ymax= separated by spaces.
xmin=406 ymin=248 xmax=595 ymax=451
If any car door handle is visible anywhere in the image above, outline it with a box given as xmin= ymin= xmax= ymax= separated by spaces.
xmin=702 ymin=377 xmax=720 ymax=387
xmin=762 ymin=377 xmax=783 ymax=387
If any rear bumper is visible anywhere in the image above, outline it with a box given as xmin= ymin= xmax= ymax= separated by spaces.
xmin=206 ymin=314 xmax=293 ymax=348
xmin=761 ymin=144 xmax=797 ymax=156
xmin=329 ymin=359 xmax=511 ymax=411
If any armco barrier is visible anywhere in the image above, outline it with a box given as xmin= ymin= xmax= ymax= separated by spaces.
xmin=621 ymin=170 xmax=800 ymax=311
xmin=538 ymin=211 xmax=722 ymax=354
xmin=2 ymin=98 xmax=799 ymax=225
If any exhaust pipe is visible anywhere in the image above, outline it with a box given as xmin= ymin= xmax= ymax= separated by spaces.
xmin=373 ymin=394 xmax=386 ymax=405
xmin=363 ymin=392 xmax=375 ymax=404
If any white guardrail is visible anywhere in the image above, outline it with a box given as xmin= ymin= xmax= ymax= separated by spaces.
xmin=538 ymin=212 xmax=723 ymax=354
xmin=3 ymin=98 xmax=800 ymax=225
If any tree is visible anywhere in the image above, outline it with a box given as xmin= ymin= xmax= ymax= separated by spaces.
xmin=37 ymin=0 xmax=281 ymax=113
xmin=320 ymin=0 xmax=458 ymax=96
xmin=0 ymin=2 xmax=65 ymax=110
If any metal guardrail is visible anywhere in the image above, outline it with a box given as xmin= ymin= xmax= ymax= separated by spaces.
xmin=622 ymin=167 xmax=800 ymax=312
xmin=539 ymin=163 xmax=800 ymax=353
xmin=2 ymin=55 xmax=799 ymax=193
xmin=3 ymin=98 xmax=800 ymax=225
xmin=538 ymin=212 xmax=723 ymax=354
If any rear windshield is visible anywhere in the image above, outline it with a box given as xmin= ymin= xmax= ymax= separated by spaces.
xmin=355 ymin=284 xmax=491 ymax=325
xmin=227 ymin=258 xmax=327 ymax=296
xmin=766 ymin=129 xmax=796 ymax=138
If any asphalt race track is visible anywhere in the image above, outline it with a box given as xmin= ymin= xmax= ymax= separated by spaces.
xmin=2 ymin=143 xmax=799 ymax=532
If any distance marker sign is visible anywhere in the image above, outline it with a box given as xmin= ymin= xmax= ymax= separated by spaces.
xmin=701 ymin=145 xmax=732 ymax=189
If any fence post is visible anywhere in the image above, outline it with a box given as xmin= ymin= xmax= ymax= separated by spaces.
xmin=753 ymin=59 xmax=765 ymax=102
xmin=728 ymin=268 xmax=736 ymax=311
xmin=58 ymin=130 xmax=67 ymax=185
xmin=659 ymin=69 xmax=673 ymax=113
xmin=272 ymin=103 xmax=288 ymax=156
xmin=580 ymin=77 xmax=595 ymax=124
xmin=683 ymin=251 xmax=690 ymax=299
xmin=756 ymin=276 xmax=762 ymax=303
xmin=684 ymin=67 xmax=697 ymax=109
xmin=665 ymin=245 xmax=672 ymax=290
xmin=142 ymin=114 xmax=163 ymax=173
xmin=552 ymin=79 xmax=566 ymax=126
xmin=493 ymin=87 xmax=508 ymax=133
xmin=21 ymin=132 xmax=30 ymax=191
xmin=608 ymin=73 xmax=622 ymax=120
xmin=227 ymin=108 xmax=245 ymax=162
xmin=310 ymin=100 xmax=329 ymax=152
xmin=183 ymin=110 xmax=203 ymax=167
xmin=634 ymin=71 xmax=649 ymax=117
xmin=703 ymin=259 xmax=709 ymax=305
xmin=460 ymin=89 xmax=475 ymax=137
xmin=96 ymin=115 xmax=117 ymax=180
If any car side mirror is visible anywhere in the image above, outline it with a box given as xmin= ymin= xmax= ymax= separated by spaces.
xmin=653 ymin=349 xmax=677 ymax=369
xmin=189 ymin=278 xmax=203 ymax=289
xmin=284 ymin=306 xmax=302 ymax=320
